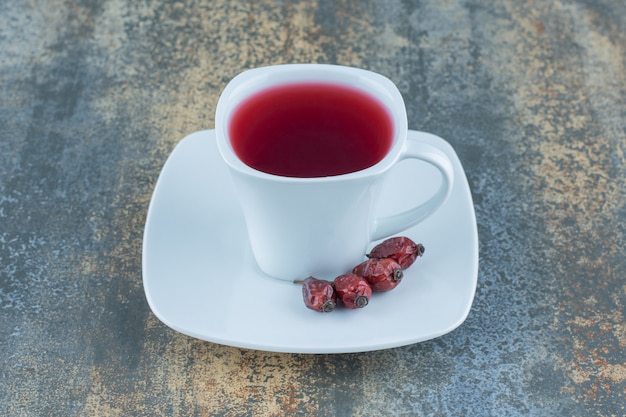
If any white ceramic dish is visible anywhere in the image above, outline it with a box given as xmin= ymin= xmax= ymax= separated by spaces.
xmin=142 ymin=130 xmax=478 ymax=353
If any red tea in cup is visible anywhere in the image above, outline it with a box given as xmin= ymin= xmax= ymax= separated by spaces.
xmin=216 ymin=64 xmax=453 ymax=280
xmin=228 ymin=83 xmax=394 ymax=178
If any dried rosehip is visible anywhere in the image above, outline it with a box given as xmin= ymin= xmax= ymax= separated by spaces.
xmin=353 ymin=258 xmax=404 ymax=292
xmin=300 ymin=276 xmax=337 ymax=312
xmin=333 ymin=274 xmax=372 ymax=309
xmin=367 ymin=236 xmax=425 ymax=269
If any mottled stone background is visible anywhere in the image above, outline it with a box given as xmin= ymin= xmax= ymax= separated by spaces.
xmin=1 ymin=0 xmax=625 ymax=416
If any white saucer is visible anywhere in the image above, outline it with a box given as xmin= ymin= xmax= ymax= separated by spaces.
xmin=142 ymin=130 xmax=478 ymax=353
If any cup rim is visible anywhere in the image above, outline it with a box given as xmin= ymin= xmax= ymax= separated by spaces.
xmin=215 ymin=64 xmax=408 ymax=183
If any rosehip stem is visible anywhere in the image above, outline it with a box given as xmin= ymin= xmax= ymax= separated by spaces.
xmin=322 ymin=300 xmax=337 ymax=312
xmin=355 ymin=295 xmax=369 ymax=308
xmin=393 ymin=269 xmax=404 ymax=282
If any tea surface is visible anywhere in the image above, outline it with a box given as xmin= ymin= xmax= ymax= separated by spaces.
xmin=229 ymin=83 xmax=393 ymax=177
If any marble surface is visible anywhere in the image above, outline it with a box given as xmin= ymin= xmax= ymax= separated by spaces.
xmin=1 ymin=1 xmax=624 ymax=415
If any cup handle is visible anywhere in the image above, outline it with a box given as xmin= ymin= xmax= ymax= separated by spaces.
xmin=372 ymin=135 xmax=455 ymax=241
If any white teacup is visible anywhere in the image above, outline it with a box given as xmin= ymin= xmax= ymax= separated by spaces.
xmin=215 ymin=64 xmax=453 ymax=281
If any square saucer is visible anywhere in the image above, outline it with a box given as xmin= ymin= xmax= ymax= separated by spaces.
xmin=142 ymin=130 xmax=478 ymax=353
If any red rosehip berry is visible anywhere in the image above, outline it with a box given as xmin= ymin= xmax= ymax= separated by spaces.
xmin=367 ymin=236 xmax=425 ymax=269
xmin=333 ymin=274 xmax=372 ymax=309
xmin=352 ymin=258 xmax=404 ymax=292
xmin=300 ymin=276 xmax=337 ymax=313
